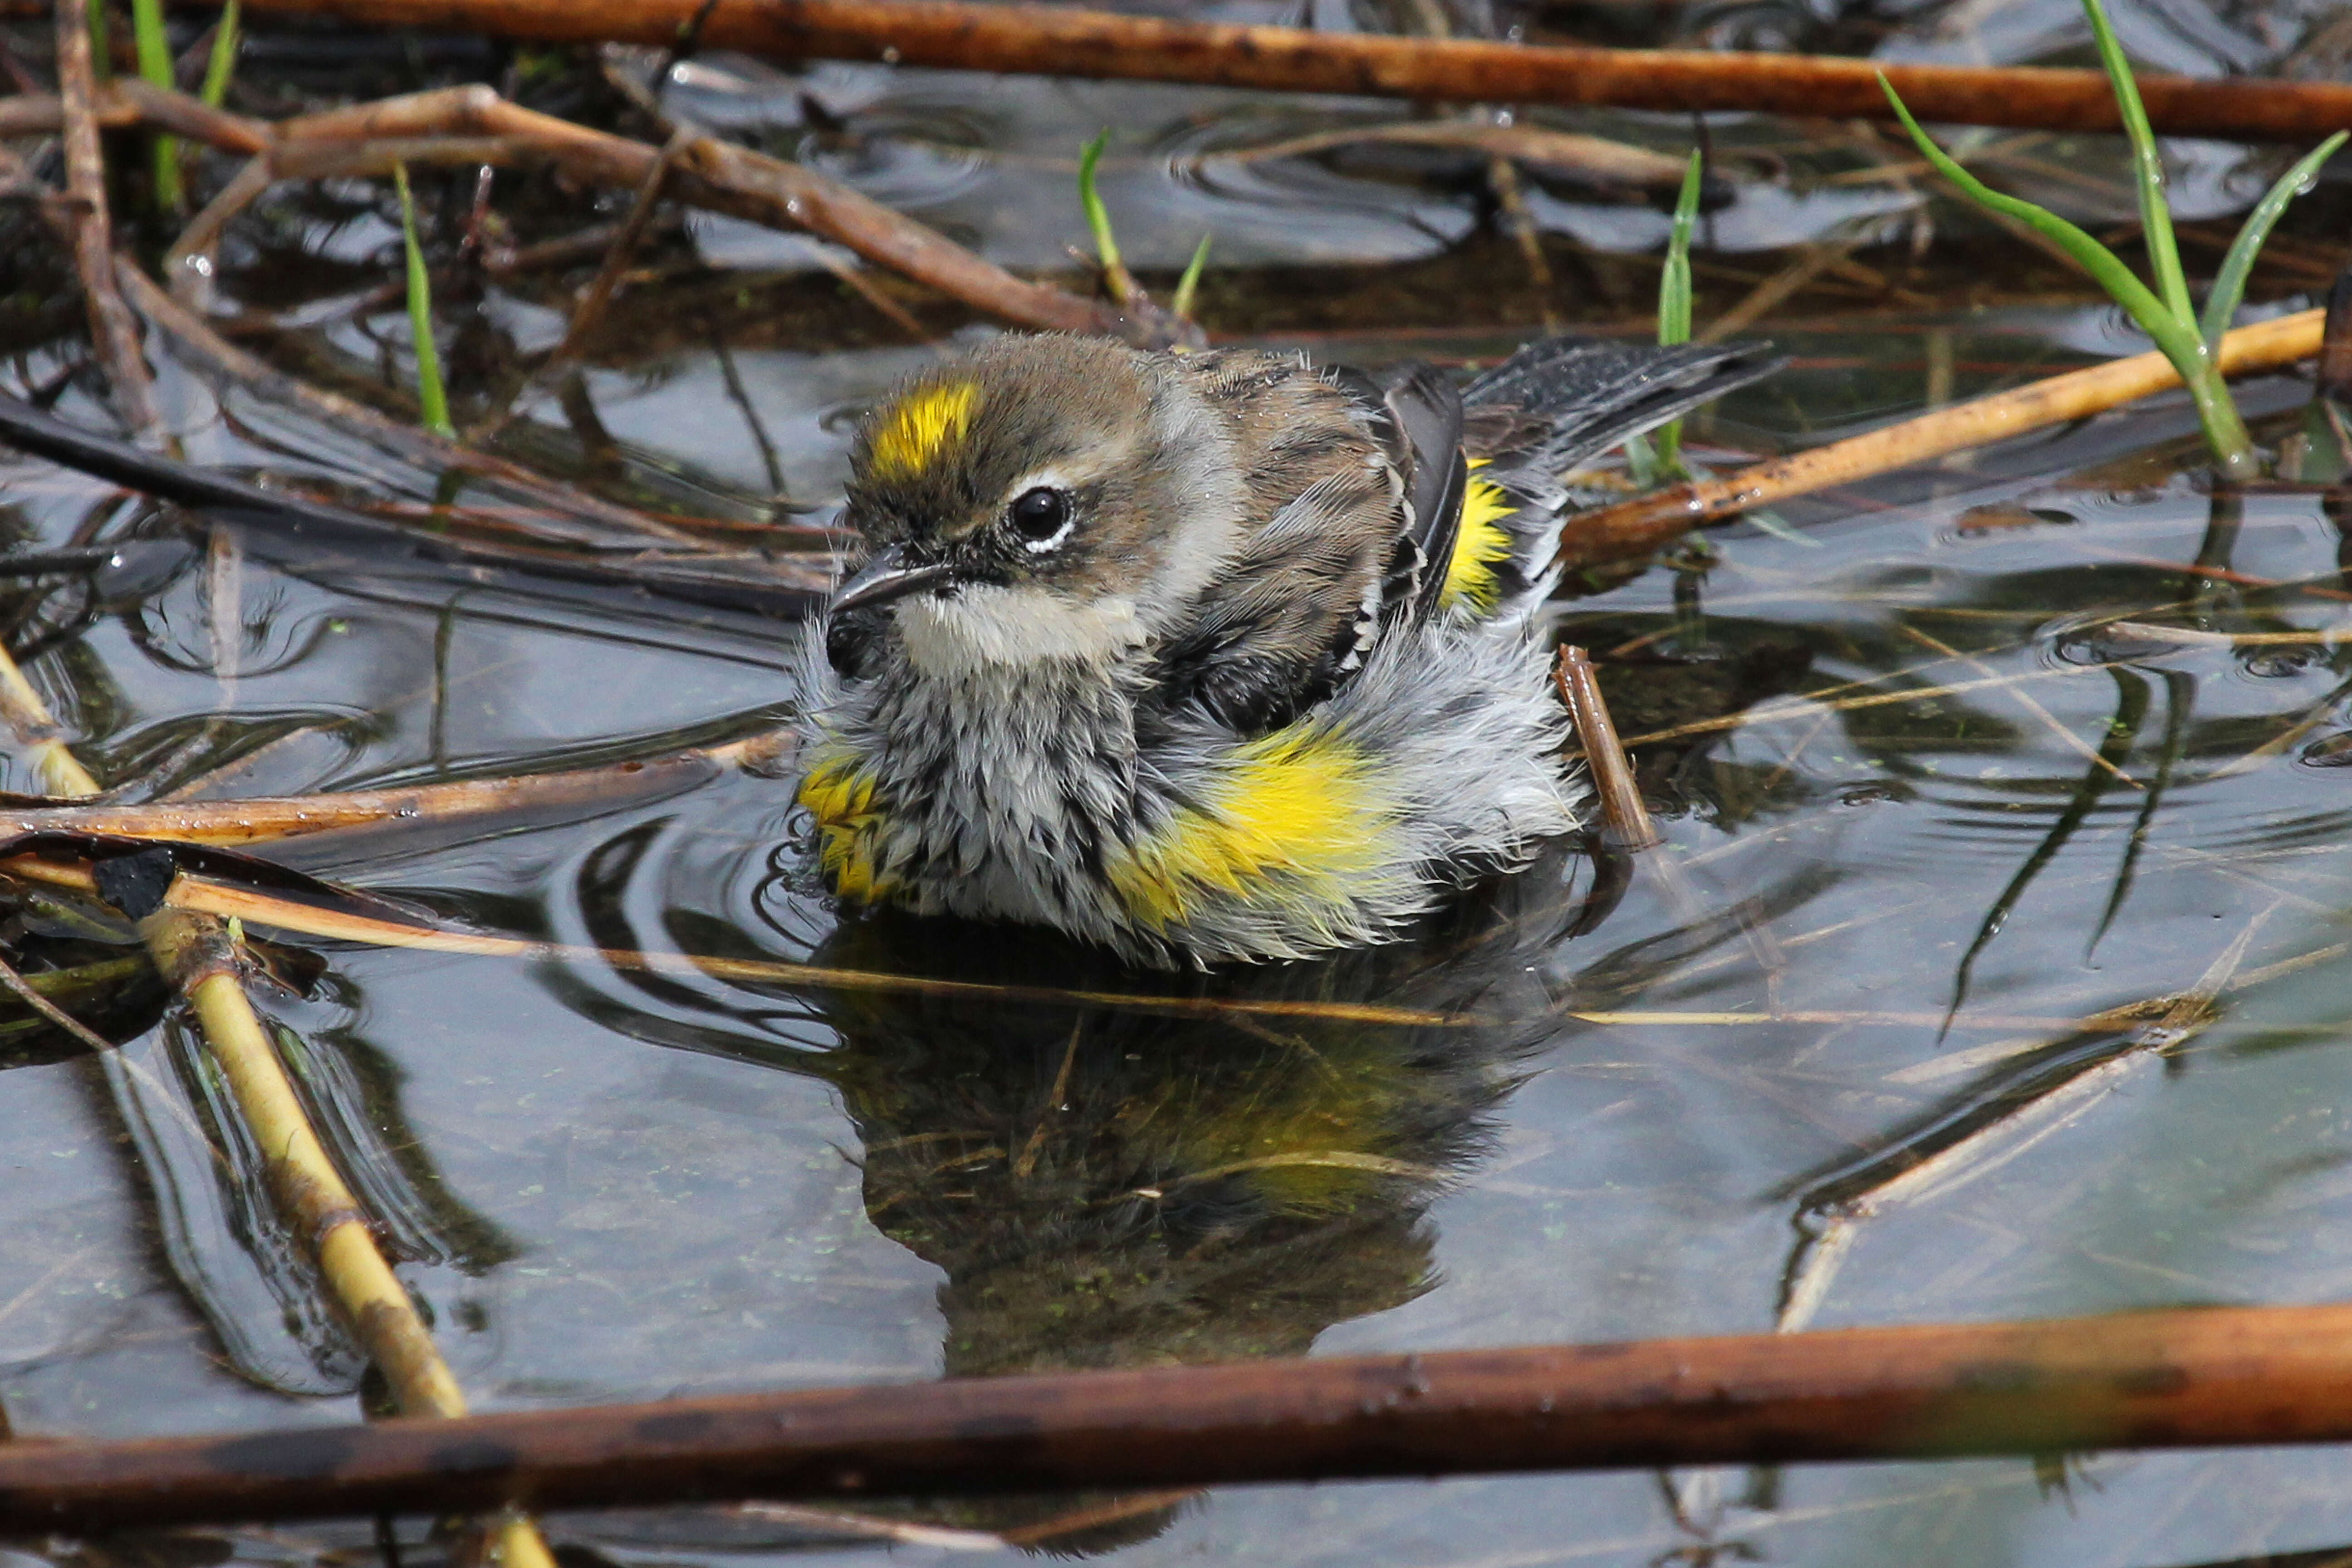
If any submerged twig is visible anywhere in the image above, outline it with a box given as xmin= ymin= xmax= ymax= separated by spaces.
xmin=116 ymin=263 xmax=733 ymax=549
xmin=1780 ymin=911 xmax=2270 ymax=1330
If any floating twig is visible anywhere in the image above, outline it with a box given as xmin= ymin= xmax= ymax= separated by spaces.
xmin=225 ymin=0 xmax=2352 ymax=145
xmin=116 ymin=263 xmax=744 ymax=549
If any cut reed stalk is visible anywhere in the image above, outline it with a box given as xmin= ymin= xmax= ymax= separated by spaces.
xmin=1553 ymin=646 xmax=1660 ymax=849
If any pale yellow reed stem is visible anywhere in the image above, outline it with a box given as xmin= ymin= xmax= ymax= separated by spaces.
xmin=0 ymin=647 xmax=551 ymax=1567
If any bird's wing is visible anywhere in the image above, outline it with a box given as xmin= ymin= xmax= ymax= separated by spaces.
xmin=1374 ymin=363 xmax=1469 ymax=626
xmin=1152 ymin=353 xmax=1475 ymax=736
xmin=1151 ymin=464 xmax=1402 ymax=736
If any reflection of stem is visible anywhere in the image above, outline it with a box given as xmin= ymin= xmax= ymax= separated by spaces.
xmin=1898 ymin=622 xmax=2138 ymax=789
xmin=1941 ymin=666 xmax=2148 ymax=1036
xmin=2090 ymin=668 xmax=2191 ymax=956
xmin=2189 ymin=490 xmax=2246 ymax=617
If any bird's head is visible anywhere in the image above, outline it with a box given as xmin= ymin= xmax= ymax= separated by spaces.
xmin=831 ymin=335 xmax=1241 ymax=674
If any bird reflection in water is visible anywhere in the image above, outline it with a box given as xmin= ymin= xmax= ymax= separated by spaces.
xmin=788 ymin=846 xmax=1592 ymax=1550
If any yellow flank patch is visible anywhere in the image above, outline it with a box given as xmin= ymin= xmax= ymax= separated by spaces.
xmin=1109 ymin=728 xmax=1387 ymax=931
xmin=797 ymin=751 xmax=894 ymax=902
xmin=867 ymin=381 xmax=979 ymax=479
xmin=1440 ymin=468 xmax=1515 ymax=617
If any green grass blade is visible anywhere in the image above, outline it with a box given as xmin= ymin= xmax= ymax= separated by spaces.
xmin=131 ymin=0 xmax=181 ymax=210
xmin=2200 ymin=131 xmax=2347 ymax=352
xmin=1620 ymin=431 xmax=1659 ymax=489
xmin=393 ymin=163 xmax=456 ymax=440
xmin=1653 ymin=148 xmax=1705 ymax=471
xmin=2079 ymin=0 xmax=2193 ymax=333
xmin=1880 ymin=77 xmax=2197 ymax=369
xmin=1078 ymin=130 xmax=1121 ymax=277
xmin=1658 ymin=149 xmax=1702 ymax=348
xmin=86 ymin=1 xmax=112 ymax=83
xmin=1171 ymin=230 xmax=1212 ymax=322
xmin=200 ymin=0 xmax=241 ymax=108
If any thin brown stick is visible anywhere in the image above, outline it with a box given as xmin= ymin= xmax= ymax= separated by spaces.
xmin=22 ymin=1300 xmax=2352 ymax=1529
xmin=218 ymin=0 xmax=2352 ymax=144
xmin=1204 ymin=121 xmax=1692 ymax=189
xmin=1554 ymin=646 xmax=1661 ymax=850
xmin=0 ymin=732 xmax=778 ymax=844
xmin=1560 ymin=309 xmax=2326 ymax=566
xmin=547 ymin=126 xmax=694 ymax=368
xmin=54 ymin=0 xmax=161 ymax=438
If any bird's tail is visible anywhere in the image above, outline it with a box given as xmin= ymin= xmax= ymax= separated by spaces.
xmin=1436 ymin=338 xmax=1781 ymax=623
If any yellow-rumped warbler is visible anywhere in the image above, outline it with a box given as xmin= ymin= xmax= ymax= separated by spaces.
xmin=795 ymin=332 xmax=1776 ymax=967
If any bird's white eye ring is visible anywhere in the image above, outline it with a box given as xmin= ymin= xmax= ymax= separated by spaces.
xmin=1009 ymin=485 xmax=1075 ymax=551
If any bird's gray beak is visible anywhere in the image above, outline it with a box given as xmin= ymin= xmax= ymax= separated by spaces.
xmin=829 ymin=545 xmax=956 ymax=614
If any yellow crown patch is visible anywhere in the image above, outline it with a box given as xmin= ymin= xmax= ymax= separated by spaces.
xmin=868 ymin=381 xmax=980 ymax=479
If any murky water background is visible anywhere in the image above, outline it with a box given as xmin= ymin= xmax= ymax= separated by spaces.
xmin=9 ymin=0 xmax=2352 ymax=1561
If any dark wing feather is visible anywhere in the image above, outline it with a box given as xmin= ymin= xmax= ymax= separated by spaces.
xmin=1377 ymin=364 xmax=1470 ymax=625
xmin=1462 ymin=338 xmax=1782 ymax=470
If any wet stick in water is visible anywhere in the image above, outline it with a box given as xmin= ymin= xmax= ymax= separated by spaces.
xmin=1779 ymin=907 xmax=2273 ymax=1332
xmin=1554 ymin=646 xmax=1658 ymax=850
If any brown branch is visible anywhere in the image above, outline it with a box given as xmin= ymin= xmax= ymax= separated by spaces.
xmin=13 ymin=1303 xmax=2352 ymax=1529
xmin=126 ymin=74 xmax=1125 ymax=339
xmin=1559 ymin=307 xmax=2329 ymax=568
xmin=220 ymin=0 xmax=2352 ymax=144
xmin=0 ymin=737 xmax=766 ymax=844
xmin=54 ymin=0 xmax=161 ymax=438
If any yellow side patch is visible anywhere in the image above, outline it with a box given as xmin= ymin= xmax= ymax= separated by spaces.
xmin=1439 ymin=468 xmax=1515 ymax=617
xmin=867 ymin=381 xmax=979 ymax=479
xmin=1109 ymin=728 xmax=1387 ymax=931
xmin=797 ymin=751 xmax=894 ymax=903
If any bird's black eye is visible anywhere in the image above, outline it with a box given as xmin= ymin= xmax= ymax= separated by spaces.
xmin=1009 ymin=486 xmax=1072 ymax=545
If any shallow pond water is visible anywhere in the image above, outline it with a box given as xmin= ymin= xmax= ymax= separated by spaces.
xmin=9 ymin=0 xmax=2352 ymax=1563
